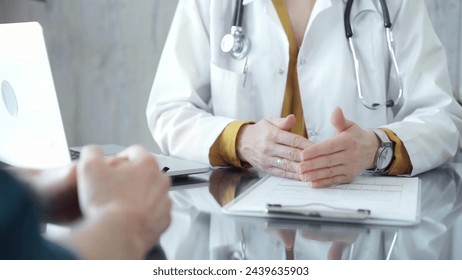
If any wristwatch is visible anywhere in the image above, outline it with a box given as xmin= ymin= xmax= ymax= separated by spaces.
xmin=371 ymin=129 xmax=394 ymax=173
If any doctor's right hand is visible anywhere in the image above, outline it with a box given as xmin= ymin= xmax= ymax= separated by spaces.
xmin=236 ymin=115 xmax=312 ymax=180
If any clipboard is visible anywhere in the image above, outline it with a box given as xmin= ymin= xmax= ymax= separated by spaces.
xmin=222 ymin=175 xmax=421 ymax=226
xmin=266 ymin=203 xmax=371 ymax=220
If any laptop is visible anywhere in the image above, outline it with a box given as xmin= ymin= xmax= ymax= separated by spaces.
xmin=0 ymin=22 xmax=210 ymax=176
xmin=70 ymin=145 xmax=211 ymax=177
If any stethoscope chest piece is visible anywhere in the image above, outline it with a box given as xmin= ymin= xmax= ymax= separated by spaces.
xmin=221 ymin=0 xmax=250 ymax=60
xmin=221 ymin=26 xmax=250 ymax=60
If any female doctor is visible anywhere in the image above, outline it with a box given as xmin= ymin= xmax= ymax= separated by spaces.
xmin=147 ymin=0 xmax=462 ymax=187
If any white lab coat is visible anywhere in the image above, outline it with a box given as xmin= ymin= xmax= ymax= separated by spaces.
xmin=147 ymin=0 xmax=462 ymax=175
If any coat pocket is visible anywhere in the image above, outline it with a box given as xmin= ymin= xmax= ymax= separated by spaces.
xmin=210 ymin=62 xmax=254 ymax=119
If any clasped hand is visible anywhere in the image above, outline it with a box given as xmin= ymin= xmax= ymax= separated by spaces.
xmin=237 ymin=107 xmax=379 ymax=187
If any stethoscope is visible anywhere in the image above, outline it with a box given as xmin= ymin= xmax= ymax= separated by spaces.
xmin=221 ymin=0 xmax=403 ymax=110
xmin=221 ymin=0 xmax=250 ymax=60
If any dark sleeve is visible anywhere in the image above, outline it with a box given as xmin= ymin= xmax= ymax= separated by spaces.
xmin=0 ymin=170 xmax=76 ymax=260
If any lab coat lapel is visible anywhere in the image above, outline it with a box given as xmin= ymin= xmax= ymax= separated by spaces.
xmin=306 ymin=0 xmax=333 ymax=39
xmin=311 ymin=0 xmax=334 ymax=17
xmin=263 ymin=0 xmax=283 ymax=30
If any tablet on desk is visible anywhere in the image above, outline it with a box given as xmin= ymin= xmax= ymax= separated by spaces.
xmin=71 ymin=145 xmax=210 ymax=177
xmin=153 ymin=153 xmax=210 ymax=177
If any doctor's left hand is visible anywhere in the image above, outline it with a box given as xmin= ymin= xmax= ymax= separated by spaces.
xmin=298 ymin=107 xmax=379 ymax=188
xmin=236 ymin=115 xmax=313 ymax=180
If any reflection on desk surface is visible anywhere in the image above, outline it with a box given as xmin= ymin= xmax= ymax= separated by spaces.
xmin=160 ymin=164 xmax=462 ymax=260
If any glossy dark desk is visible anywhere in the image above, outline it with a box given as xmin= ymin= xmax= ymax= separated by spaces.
xmin=160 ymin=163 xmax=462 ymax=260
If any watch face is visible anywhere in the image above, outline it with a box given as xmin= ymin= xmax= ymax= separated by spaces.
xmin=377 ymin=147 xmax=393 ymax=170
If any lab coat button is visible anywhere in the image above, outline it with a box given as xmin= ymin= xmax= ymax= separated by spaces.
xmin=299 ymin=59 xmax=306 ymax=65
xmin=278 ymin=68 xmax=285 ymax=75
xmin=308 ymin=130 xmax=319 ymax=137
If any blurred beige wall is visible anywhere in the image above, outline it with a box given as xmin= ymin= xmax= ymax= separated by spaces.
xmin=0 ymin=0 xmax=178 ymax=152
xmin=425 ymin=0 xmax=462 ymax=101
xmin=0 ymin=0 xmax=461 ymax=153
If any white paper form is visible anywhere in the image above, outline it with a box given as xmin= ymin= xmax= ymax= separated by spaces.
xmin=223 ymin=175 xmax=421 ymax=225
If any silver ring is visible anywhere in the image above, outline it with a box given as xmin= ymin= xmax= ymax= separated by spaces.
xmin=277 ymin=158 xmax=283 ymax=168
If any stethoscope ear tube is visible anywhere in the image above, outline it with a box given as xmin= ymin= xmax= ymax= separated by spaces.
xmin=379 ymin=0 xmax=392 ymax=28
xmin=344 ymin=0 xmax=354 ymax=38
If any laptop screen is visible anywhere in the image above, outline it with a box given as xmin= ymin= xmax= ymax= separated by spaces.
xmin=0 ymin=22 xmax=210 ymax=177
xmin=0 ymin=22 xmax=71 ymax=168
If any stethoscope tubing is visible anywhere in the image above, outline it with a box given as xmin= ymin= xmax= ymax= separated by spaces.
xmin=345 ymin=0 xmax=391 ymax=38
xmin=345 ymin=0 xmax=403 ymax=109
xmin=234 ymin=0 xmax=244 ymax=27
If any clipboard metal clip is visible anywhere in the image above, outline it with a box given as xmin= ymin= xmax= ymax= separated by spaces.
xmin=266 ymin=203 xmax=371 ymax=220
